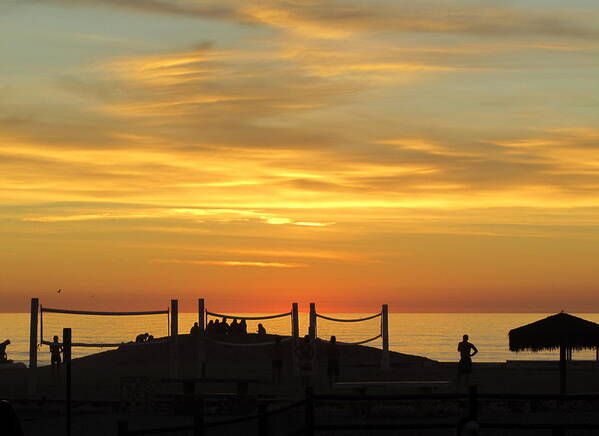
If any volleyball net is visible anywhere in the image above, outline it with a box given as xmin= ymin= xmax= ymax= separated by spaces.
xmin=314 ymin=309 xmax=384 ymax=346
xmin=204 ymin=307 xmax=297 ymax=347
xmin=39 ymin=305 xmax=170 ymax=347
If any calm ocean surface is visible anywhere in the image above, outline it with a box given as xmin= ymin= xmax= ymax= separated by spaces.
xmin=2 ymin=313 xmax=599 ymax=366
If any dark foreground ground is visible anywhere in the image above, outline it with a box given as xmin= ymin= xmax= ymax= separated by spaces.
xmin=3 ymin=334 xmax=599 ymax=435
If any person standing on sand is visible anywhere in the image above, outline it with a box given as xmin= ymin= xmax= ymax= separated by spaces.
xmin=49 ymin=336 xmax=63 ymax=377
xmin=457 ymin=334 xmax=478 ymax=388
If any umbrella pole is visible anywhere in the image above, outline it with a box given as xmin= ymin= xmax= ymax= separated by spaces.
xmin=559 ymin=344 xmax=567 ymax=394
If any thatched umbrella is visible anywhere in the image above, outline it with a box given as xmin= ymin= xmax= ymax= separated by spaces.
xmin=509 ymin=312 xmax=599 ymax=393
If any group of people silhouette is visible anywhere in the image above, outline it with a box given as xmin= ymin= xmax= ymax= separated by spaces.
xmin=135 ymin=332 xmax=154 ymax=343
xmin=202 ymin=317 xmax=268 ymax=338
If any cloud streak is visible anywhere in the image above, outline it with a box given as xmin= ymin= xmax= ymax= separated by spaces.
xmin=150 ymin=258 xmax=307 ymax=268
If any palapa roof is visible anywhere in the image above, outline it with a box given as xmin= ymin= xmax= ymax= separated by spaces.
xmin=509 ymin=312 xmax=599 ymax=352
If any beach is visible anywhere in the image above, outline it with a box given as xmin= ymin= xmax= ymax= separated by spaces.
xmin=4 ymin=332 xmax=599 ymax=435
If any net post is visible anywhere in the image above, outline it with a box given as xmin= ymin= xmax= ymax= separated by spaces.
xmin=292 ymin=303 xmax=299 ymax=375
xmin=381 ymin=304 xmax=390 ymax=369
xmin=198 ymin=298 xmax=206 ymax=378
xmin=63 ymin=327 xmax=72 ymax=436
xmin=309 ymin=303 xmax=318 ymax=375
xmin=198 ymin=298 xmax=205 ymax=332
xmin=170 ymin=299 xmax=179 ymax=378
xmin=28 ymin=297 xmax=39 ymax=395
xmin=309 ymin=303 xmax=317 ymax=340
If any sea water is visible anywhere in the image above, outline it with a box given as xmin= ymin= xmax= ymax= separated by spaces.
xmin=2 ymin=313 xmax=599 ymax=366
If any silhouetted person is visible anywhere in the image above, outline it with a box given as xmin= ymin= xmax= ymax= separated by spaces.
xmin=147 ymin=335 xmax=154 ymax=341
xmin=49 ymin=336 xmax=62 ymax=377
xmin=0 ymin=400 xmax=24 ymax=436
xmin=327 ymin=336 xmax=340 ymax=387
xmin=206 ymin=320 xmax=214 ymax=335
xmin=190 ymin=322 xmax=199 ymax=337
xmin=212 ymin=319 xmax=220 ymax=336
xmin=230 ymin=319 xmax=240 ymax=338
xmin=257 ymin=323 xmax=267 ymax=335
xmin=0 ymin=339 xmax=10 ymax=363
xmin=136 ymin=333 xmax=149 ymax=343
xmin=240 ymin=319 xmax=248 ymax=335
xmin=457 ymin=334 xmax=478 ymax=388
xmin=295 ymin=335 xmax=314 ymax=387
xmin=271 ymin=336 xmax=284 ymax=385
xmin=221 ymin=317 xmax=229 ymax=336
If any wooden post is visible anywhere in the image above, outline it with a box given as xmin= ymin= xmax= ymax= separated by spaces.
xmin=170 ymin=299 xmax=179 ymax=378
xmin=198 ymin=298 xmax=205 ymax=332
xmin=468 ymin=385 xmax=478 ymax=420
xmin=559 ymin=344 xmax=567 ymax=394
xmin=292 ymin=303 xmax=299 ymax=339
xmin=304 ymin=386 xmax=314 ymax=436
xmin=193 ymin=397 xmax=205 ymax=436
xmin=292 ymin=303 xmax=299 ymax=375
xmin=117 ymin=421 xmax=129 ymax=436
xmin=258 ymin=403 xmax=269 ymax=436
xmin=381 ymin=304 xmax=390 ymax=369
xmin=28 ymin=298 xmax=39 ymax=395
xmin=198 ymin=298 xmax=206 ymax=377
xmin=309 ymin=303 xmax=318 ymax=376
xmin=63 ymin=327 xmax=72 ymax=436
xmin=309 ymin=303 xmax=316 ymax=340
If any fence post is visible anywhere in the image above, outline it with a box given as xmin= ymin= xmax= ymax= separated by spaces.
xmin=304 ymin=386 xmax=314 ymax=436
xmin=468 ymin=385 xmax=478 ymax=420
xmin=63 ymin=327 xmax=72 ymax=436
xmin=309 ymin=303 xmax=316 ymax=339
xmin=193 ymin=397 xmax=204 ymax=436
xmin=292 ymin=303 xmax=299 ymax=375
xmin=117 ymin=421 xmax=129 ymax=436
xmin=170 ymin=299 xmax=179 ymax=378
xmin=198 ymin=298 xmax=206 ymax=378
xmin=381 ymin=304 xmax=390 ymax=369
xmin=28 ymin=298 xmax=39 ymax=395
xmin=258 ymin=403 xmax=269 ymax=436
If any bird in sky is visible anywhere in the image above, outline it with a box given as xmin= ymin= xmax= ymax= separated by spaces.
xmin=57 ymin=289 xmax=62 ymax=294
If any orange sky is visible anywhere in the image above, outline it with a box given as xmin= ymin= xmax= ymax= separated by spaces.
xmin=2 ymin=0 xmax=599 ymax=312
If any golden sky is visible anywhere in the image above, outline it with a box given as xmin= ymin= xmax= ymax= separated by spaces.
xmin=2 ymin=0 xmax=599 ymax=312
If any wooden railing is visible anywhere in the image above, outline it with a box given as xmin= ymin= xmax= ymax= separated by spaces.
xmin=117 ymin=386 xmax=599 ymax=435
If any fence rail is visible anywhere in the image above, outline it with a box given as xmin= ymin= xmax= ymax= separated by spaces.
xmin=118 ymin=387 xmax=599 ymax=435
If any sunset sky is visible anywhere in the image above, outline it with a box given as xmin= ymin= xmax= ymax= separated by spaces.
xmin=2 ymin=0 xmax=599 ymax=313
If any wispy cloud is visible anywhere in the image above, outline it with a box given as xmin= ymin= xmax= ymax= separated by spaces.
xmin=3 ymin=0 xmax=599 ymax=311
xmin=29 ymin=0 xmax=599 ymax=40
xmin=150 ymin=258 xmax=306 ymax=268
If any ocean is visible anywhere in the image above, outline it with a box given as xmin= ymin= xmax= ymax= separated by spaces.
xmin=2 ymin=312 xmax=599 ymax=366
